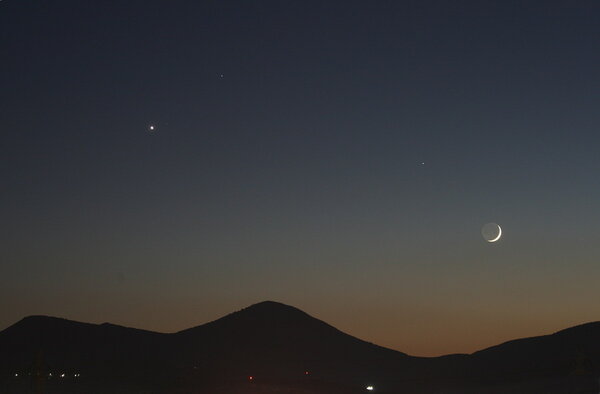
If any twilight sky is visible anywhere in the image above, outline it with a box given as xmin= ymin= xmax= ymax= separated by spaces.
xmin=1 ymin=0 xmax=600 ymax=357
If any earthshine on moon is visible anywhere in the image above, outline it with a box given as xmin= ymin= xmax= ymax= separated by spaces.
xmin=481 ymin=222 xmax=502 ymax=242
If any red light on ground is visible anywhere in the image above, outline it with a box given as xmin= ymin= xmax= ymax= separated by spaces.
xmin=248 ymin=376 xmax=253 ymax=381
xmin=305 ymin=371 xmax=309 ymax=375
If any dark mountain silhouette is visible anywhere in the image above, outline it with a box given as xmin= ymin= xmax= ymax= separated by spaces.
xmin=172 ymin=301 xmax=415 ymax=375
xmin=466 ymin=322 xmax=600 ymax=382
xmin=0 ymin=301 xmax=598 ymax=393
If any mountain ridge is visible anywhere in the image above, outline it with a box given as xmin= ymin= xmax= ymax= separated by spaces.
xmin=1 ymin=301 xmax=599 ymax=393
xmin=5 ymin=301 xmax=599 ymax=358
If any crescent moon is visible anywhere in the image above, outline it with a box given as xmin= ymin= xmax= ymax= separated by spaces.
xmin=487 ymin=224 xmax=502 ymax=242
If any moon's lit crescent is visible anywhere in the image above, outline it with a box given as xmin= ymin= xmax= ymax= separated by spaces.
xmin=487 ymin=224 xmax=502 ymax=242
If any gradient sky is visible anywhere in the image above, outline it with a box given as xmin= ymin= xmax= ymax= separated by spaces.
xmin=2 ymin=0 xmax=600 ymax=357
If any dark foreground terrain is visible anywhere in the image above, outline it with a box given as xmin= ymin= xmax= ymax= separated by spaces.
xmin=1 ymin=301 xmax=599 ymax=393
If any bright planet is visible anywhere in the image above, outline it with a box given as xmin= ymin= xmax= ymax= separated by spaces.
xmin=481 ymin=222 xmax=502 ymax=242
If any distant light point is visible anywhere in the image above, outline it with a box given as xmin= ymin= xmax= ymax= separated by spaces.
xmin=366 ymin=385 xmax=374 ymax=391
xmin=148 ymin=125 xmax=155 ymax=132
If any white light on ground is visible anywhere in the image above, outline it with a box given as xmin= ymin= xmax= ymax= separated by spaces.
xmin=60 ymin=373 xmax=65 ymax=378
xmin=366 ymin=385 xmax=374 ymax=391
